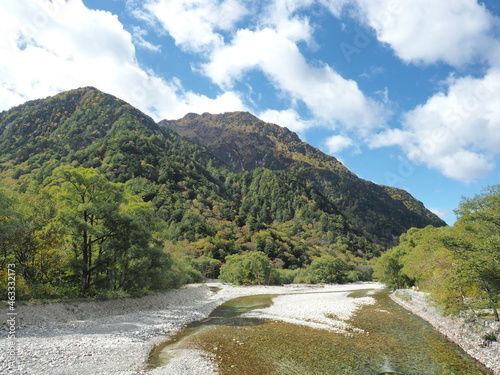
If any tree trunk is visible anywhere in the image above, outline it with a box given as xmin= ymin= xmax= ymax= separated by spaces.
xmin=492 ymin=303 xmax=500 ymax=322
xmin=81 ymin=210 xmax=91 ymax=294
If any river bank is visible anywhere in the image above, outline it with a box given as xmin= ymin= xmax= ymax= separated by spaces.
xmin=391 ymin=289 xmax=500 ymax=375
xmin=0 ymin=282 xmax=382 ymax=374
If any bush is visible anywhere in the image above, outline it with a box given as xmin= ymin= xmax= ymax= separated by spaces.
xmin=307 ymin=256 xmax=350 ymax=284
xmin=219 ymin=251 xmax=280 ymax=285
xmin=276 ymin=268 xmax=299 ymax=284
xmin=482 ymin=332 xmax=497 ymax=342
xmin=167 ymin=255 xmax=204 ymax=288
xmin=193 ymin=255 xmax=222 ymax=279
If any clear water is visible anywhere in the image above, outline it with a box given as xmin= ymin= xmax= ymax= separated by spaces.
xmin=146 ymin=290 xmax=492 ymax=374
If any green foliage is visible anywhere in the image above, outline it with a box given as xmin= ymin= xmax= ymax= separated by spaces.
xmin=376 ymin=186 xmax=500 ymax=320
xmin=164 ymin=111 xmax=445 ymax=247
xmin=373 ymin=245 xmax=413 ymax=289
xmin=166 ymin=252 xmax=205 ymax=288
xmin=219 ymin=252 xmax=280 ymax=285
xmin=0 ymin=166 xmax=188 ymax=299
xmin=482 ymin=332 xmax=497 ymax=342
xmin=307 ymin=256 xmax=351 ymax=284
xmin=0 ymin=87 xmax=448 ymax=300
xmin=193 ymin=255 xmax=222 ymax=279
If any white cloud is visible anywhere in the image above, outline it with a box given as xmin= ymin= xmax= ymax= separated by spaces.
xmin=429 ymin=207 xmax=448 ymax=221
xmin=203 ymin=27 xmax=389 ymax=132
xmin=325 ymin=135 xmax=354 ymax=154
xmin=371 ymin=68 xmax=500 ymax=182
xmin=318 ymin=0 xmax=353 ymax=18
xmin=131 ymin=26 xmax=161 ymax=52
xmin=258 ymin=108 xmax=310 ymax=134
xmin=334 ymin=0 xmax=500 ymax=182
xmin=0 ymin=0 xmax=246 ymax=119
xmin=137 ymin=0 xmax=389 ymax=133
xmin=139 ymin=0 xmax=249 ymax=52
xmin=351 ymin=0 xmax=499 ymax=66
xmin=171 ymin=90 xmax=246 ymax=119
xmin=259 ymin=0 xmax=316 ymax=45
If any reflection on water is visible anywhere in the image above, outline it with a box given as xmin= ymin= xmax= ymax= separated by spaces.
xmin=146 ymin=290 xmax=492 ymax=375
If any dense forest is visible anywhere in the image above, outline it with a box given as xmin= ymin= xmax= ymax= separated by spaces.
xmin=375 ymin=186 xmax=500 ymax=321
xmin=0 ymin=87 xmax=444 ymax=300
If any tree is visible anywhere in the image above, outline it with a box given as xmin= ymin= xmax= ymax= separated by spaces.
xmin=47 ymin=166 xmax=169 ymax=295
xmin=308 ymin=256 xmax=350 ymax=284
xmin=373 ymin=238 xmax=413 ymax=289
xmin=219 ymin=251 xmax=280 ymax=285
xmin=0 ymin=189 xmax=17 ymax=267
xmin=399 ymin=226 xmax=466 ymax=314
xmin=47 ymin=166 xmax=125 ymax=293
xmin=447 ymin=186 xmax=500 ymax=321
xmin=377 ymin=186 xmax=500 ymax=320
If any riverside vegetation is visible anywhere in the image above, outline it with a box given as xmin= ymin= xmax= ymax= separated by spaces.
xmin=375 ymin=186 xmax=500 ymax=325
xmin=2 ymin=86 xmax=494 ymax=326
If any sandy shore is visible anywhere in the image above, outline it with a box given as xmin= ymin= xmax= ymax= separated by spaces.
xmin=391 ymin=289 xmax=500 ymax=375
xmin=0 ymin=282 xmax=382 ymax=375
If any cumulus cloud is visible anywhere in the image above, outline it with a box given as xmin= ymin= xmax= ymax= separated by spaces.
xmin=137 ymin=0 xmax=389 ymax=133
xmin=258 ymin=0 xmax=316 ymax=45
xmin=325 ymin=135 xmax=355 ymax=154
xmin=258 ymin=108 xmax=311 ymax=134
xmin=203 ymin=27 xmax=388 ymax=132
xmin=351 ymin=0 xmax=499 ymax=66
xmin=320 ymin=0 xmax=500 ymax=182
xmin=131 ymin=26 xmax=161 ymax=52
xmin=138 ymin=0 xmax=249 ymax=52
xmin=4 ymin=0 xmax=500 ymax=186
xmin=371 ymin=68 xmax=500 ymax=182
xmin=0 ymin=0 xmax=246 ymax=119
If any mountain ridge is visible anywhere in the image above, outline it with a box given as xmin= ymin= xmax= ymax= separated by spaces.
xmin=0 ymin=87 xmax=445 ymax=281
xmin=161 ymin=111 xmax=445 ymax=244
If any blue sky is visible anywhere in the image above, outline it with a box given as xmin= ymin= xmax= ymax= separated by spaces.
xmin=2 ymin=0 xmax=500 ymax=224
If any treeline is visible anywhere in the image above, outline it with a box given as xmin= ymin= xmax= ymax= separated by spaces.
xmin=375 ymin=186 xmax=500 ymax=321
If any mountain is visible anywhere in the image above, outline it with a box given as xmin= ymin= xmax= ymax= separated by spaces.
xmin=162 ymin=112 xmax=445 ymax=244
xmin=0 ymin=87 xmax=445 ymax=286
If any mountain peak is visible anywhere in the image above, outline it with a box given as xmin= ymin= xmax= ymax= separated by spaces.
xmin=161 ymin=112 xmax=307 ymax=172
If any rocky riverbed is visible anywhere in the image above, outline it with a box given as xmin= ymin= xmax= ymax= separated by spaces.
xmin=2 ymin=283 xmax=497 ymax=374
xmin=391 ymin=289 xmax=500 ymax=375
xmin=0 ymin=282 xmax=381 ymax=374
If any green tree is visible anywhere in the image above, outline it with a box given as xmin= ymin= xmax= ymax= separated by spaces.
xmin=219 ymin=251 xmax=280 ymax=285
xmin=308 ymin=256 xmax=350 ymax=284
xmin=47 ymin=166 xmax=168 ymax=295
xmin=446 ymin=186 xmax=500 ymax=320
xmin=0 ymin=189 xmax=17 ymax=266
xmin=193 ymin=255 xmax=222 ymax=279
xmin=373 ymin=241 xmax=412 ymax=289
xmin=398 ymin=226 xmax=466 ymax=314
xmin=48 ymin=166 xmax=125 ymax=293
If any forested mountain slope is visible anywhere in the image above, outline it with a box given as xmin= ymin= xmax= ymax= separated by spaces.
xmin=162 ymin=112 xmax=445 ymax=245
xmin=0 ymin=87 xmax=445 ymax=297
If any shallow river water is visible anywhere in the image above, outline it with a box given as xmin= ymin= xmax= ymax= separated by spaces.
xmin=146 ymin=290 xmax=492 ymax=375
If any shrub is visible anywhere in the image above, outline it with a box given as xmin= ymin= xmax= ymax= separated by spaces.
xmin=193 ymin=255 xmax=222 ymax=279
xmin=219 ymin=251 xmax=280 ymax=285
xmin=482 ymin=332 xmax=497 ymax=342
xmin=307 ymin=256 xmax=350 ymax=284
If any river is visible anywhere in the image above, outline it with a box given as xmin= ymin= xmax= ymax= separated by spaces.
xmin=146 ymin=289 xmax=492 ymax=374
